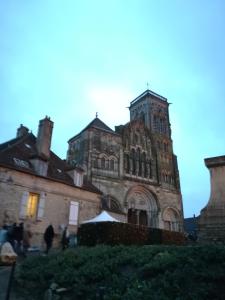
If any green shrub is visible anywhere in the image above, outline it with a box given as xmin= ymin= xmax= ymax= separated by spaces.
xmin=14 ymin=245 xmax=225 ymax=300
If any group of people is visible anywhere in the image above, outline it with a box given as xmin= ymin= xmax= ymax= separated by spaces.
xmin=0 ymin=222 xmax=32 ymax=257
xmin=0 ymin=222 xmax=72 ymax=257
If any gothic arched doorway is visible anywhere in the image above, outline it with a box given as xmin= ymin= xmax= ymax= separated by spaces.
xmin=128 ymin=209 xmax=137 ymax=224
xmin=163 ymin=207 xmax=181 ymax=232
xmin=139 ymin=210 xmax=148 ymax=226
xmin=125 ymin=186 xmax=159 ymax=227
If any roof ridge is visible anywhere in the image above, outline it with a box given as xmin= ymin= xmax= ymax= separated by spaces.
xmin=68 ymin=117 xmax=115 ymax=142
xmin=0 ymin=133 xmax=33 ymax=154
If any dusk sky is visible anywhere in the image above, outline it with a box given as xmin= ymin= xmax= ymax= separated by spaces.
xmin=1 ymin=0 xmax=225 ymax=218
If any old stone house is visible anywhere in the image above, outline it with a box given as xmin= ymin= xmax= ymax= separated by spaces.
xmin=0 ymin=117 xmax=101 ymax=247
xmin=67 ymin=89 xmax=184 ymax=231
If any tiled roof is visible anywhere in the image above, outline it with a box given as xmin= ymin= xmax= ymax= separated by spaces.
xmin=0 ymin=133 xmax=101 ymax=194
xmin=68 ymin=117 xmax=116 ymax=142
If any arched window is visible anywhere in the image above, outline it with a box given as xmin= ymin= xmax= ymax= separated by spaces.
xmin=153 ymin=115 xmax=158 ymax=131
xmin=93 ymin=157 xmax=98 ymax=168
xmin=140 ymin=112 xmax=145 ymax=123
xmin=110 ymin=159 xmax=115 ymax=171
xmin=142 ymin=152 xmax=147 ymax=178
xmin=159 ymin=118 xmax=163 ymax=133
xmin=110 ymin=198 xmax=122 ymax=212
xmin=101 ymin=157 xmax=105 ymax=169
xmin=102 ymin=195 xmax=122 ymax=213
xmin=131 ymin=149 xmax=136 ymax=175
xmin=157 ymin=141 xmax=160 ymax=149
xmin=134 ymin=133 xmax=138 ymax=144
xmin=165 ymin=174 xmax=168 ymax=182
xmin=137 ymin=148 xmax=141 ymax=176
xmin=124 ymin=154 xmax=130 ymax=173
xmin=164 ymin=142 xmax=167 ymax=152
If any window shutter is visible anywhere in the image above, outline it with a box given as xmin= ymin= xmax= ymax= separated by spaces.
xmin=19 ymin=191 xmax=29 ymax=219
xmin=69 ymin=201 xmax=79 ymax=225
xmin=37 ymin=192 xmax=45 ymax=220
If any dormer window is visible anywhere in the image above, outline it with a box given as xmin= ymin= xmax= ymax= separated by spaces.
xmin=74 ymin=170 xmax=83 ymax=187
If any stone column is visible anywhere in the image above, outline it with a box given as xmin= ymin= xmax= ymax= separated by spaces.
xmin=119 ymin=149 xmax=124 ymax=178
xmin=198 ymin=156 xmax=225 ymax=243
xmin=129 ymin=157 xmax=133 ymax=175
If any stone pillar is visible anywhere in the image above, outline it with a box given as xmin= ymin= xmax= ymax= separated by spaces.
xmin=146 ymin=162 xmax=150 ymax=178
xmin=141 ymin=161 xmax=145 ymax=177
xmin=119 ymin=149 xmax=124 ymax=178
xmin=198 ymin=156 xmax=225 ymax=243
xmin=129 ymin=157 xmax=133 ymax=175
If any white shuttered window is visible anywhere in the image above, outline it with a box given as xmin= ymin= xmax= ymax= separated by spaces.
xmin=37 ymin=192 xmax=45 ymax=220
xmin=69 ymin=201 xmax=79 ymax=225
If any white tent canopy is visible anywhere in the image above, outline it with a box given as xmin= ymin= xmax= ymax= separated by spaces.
xmin=81 ymin=210 xmax=121 ymax=224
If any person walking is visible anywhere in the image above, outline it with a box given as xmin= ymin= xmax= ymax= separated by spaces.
xmin=44 ymin=224 xmax=54 ymax=254
xmin=61 ymin=226 xmax=70 ymax=250
xmin=7 ymin=223 xmax=17 ymax=250
xmin=23 ymin=223 xmax=32 ymax=257
xmin=15 ymin=222 xmax=24 ymax=255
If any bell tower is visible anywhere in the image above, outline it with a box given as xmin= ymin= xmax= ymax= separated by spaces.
xmin=129 ymin=89 xmax=171 ymax=138
xmin=129 ymin=89 xmax=180 ymax=190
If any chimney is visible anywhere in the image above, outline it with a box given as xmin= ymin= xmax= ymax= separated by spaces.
xmin=17 ymin=124 xmax=29 ymax=138
xmin=36 ymin=116 xmax=53 ymax=160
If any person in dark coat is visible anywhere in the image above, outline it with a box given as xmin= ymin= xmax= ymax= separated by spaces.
xmin=61 ymin=226 xmax=70 ymax=250
xmin=44 ymin=224 xmax=55 ymax=254
xmin=23 ymin=223 xmax=32 ymax=256
xmin=7 ymin=223 xmax=17 ymax=250
xmin=15 ymin=222 xmax=24 ymax=254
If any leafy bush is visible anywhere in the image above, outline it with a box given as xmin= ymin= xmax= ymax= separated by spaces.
xmin=78 ymin=222 xmax=185 ymax=246
xmin=15 ymin=245 xmax=225 ymax=299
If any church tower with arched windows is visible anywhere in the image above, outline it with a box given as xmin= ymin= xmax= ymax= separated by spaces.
xmin=128 ymin=89 xmax=180 ymax=190
xmin=67 ymin=89 xmax=183 ymax=232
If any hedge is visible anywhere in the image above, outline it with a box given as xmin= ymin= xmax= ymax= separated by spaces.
xmin=15 ymin=245 xmax=225 ymax=300
xmin=77 ymin=222 xmax=185 ymax=246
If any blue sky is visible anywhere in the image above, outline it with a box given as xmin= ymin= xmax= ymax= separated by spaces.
xmin=1 ymin=0 xmax=225 ymax=217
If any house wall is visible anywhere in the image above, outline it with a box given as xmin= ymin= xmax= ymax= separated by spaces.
xmin=0 ymin=166 xmax=100 ymax=249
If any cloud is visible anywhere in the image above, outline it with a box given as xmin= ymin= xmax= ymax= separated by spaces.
xmin=86 ymin=85 xmax=132 ymax=127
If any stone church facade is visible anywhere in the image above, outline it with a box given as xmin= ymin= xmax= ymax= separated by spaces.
xmin=67 ymin=89 xmax=184 ymax=231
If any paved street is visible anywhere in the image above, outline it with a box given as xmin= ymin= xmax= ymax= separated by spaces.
xmin=0 ymin=264 xmax=18 ymax=300
xmin=0 ymin=254 xmax=36 ymax=300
